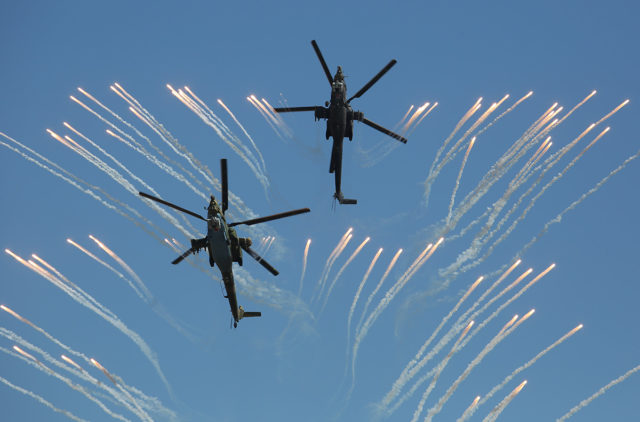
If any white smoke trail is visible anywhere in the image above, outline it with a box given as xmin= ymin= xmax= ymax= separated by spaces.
xmin=351 ymin=240 xmax=443 ymax=395
xmin=463 ymin=324 xmax=583 ymax=421
xmin=88 ymin=235 xmax=152 ymax=301
xmin=169 ymin=86 xmax=268 ymax=190
xmin=0 ymin=374 xmax=89 ymax=422
xmin=110 ymin=83 xmax=216 ymax=188
xmin=515 ymin=147 xmax=640 ymax=260
xmin=320 ymin=237 xmax=371 ymax=313
xmin=313 ymin=229 xmax=353 ymax=302
xmin=482 ymin=380 xmax=527 ymax=422
xmin=66 ymin=239 xmax=145 ymax=301
xmin=0 ymin=135 xmax=139 ymax=228
xmin=423 ymin=310 xmax=535 ymax=422
xmin=355 ymin=248 xmax=403 ymax=340
xmin=447 ymin=136 xmax=477 ymax=224
xmin=410 ymin=321 xmax=474 ymax=422
xmin=424 ymin=99 xmax=482 ymax=207
xmin=556 ymin=363 xmax=640 ymax=421
xmin=457 ymin=396 xmax=481 ymax=422
xmin=47 ymin=129 xmax=195 ymax=239
xmin=5 ymin=250 xmax=173 ymax=395
xmin=218 ymin=98 xmax=267 ymax=175
xmin=0 ymin=337 xmax=132 ymax=422
xmin=186 ymin=88 xmax=265 ymax=181
xmin=384 ymin=265 xmax=529 ymax=415
xmin=484 ymin=127 xmax=610 ymax=260
xmin=247 ymin=96 xmax=284 ymax=139
xmin=298 ymin=239 xmax=312 ymax=296
xmin=71 ymin=95 xmax=207 ymax=201
xmin=346 ymin=247 xmax=383 ymax=361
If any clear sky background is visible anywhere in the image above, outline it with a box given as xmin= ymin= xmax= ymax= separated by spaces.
xmin=1 ymin=1 xmax=639 ymax=421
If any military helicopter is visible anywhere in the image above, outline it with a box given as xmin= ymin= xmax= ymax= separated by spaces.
xmin=274 ymin=40 xmax=407 ymax=205
xmin=139 ymin=159 xmax=310 ymax=327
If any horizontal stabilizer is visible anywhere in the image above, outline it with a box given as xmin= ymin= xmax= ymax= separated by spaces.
xmin=238 ymin=306 xmax=262 ymax=320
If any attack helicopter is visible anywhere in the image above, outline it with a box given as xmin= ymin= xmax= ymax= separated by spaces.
xmin=139 ymin=159 xmax=310 ymax=327
xmin=274 ymin=40 xmax=407 ymax=205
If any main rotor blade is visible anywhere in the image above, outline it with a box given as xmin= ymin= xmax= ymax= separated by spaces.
xmin=347 ymin=59 xmax=397 ymax=103
xmin=273 ymin=106 xmax=318 ymax=113
xmin=241 ymin=244 xmax=279 ymax=276
xmin=139 ymin=191 xmax=207 ymax=221
xmin=172 ymin=247 xmax=195 ymax=265
xmin=220 ymin=158 xmax=228 ymax=214
xmin=311 ymin=40 xmax=334 ymax=85
xmin=228 ymin=208 xmax=310 ymax=227
xmin=361 ymin=118 xmax=408 ymax=144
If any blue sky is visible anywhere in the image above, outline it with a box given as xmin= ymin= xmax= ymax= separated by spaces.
xmin=1 ymin=1 xmax=639 ymax=421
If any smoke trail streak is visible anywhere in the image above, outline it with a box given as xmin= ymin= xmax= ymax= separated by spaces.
xmin=298 ymin=239 xmax=312 ymax=296
xmin=186 ymin=88 xmax=265 ymax=179
xmin=88 ymin=235 xmax=152 ymax=300
xmin=383 ymin=265 xmax=528 ymax=415
xmin=346 ymin=248 xmax=383 ymax=361
xmin=140 ymin=89 xmax=261 ymax=224
xmin=0 ymin=135 xmax=148 ymax=235
xmin=512 ymin=137 xmax=552 ymax=186
xmin=423 ymin=310 xmax=535 ymax=422
xmin=251 ymin=95 xmax=283 ymax=132
xmin=351 ymin=240 xmax=443 ymax=394
xmin=110 ymin=83 xmax=216 ymax=188
xmin=63 ymin=123 xmax=162 ymax=198
xmin=457 ymin=266 xmax=553 ymax=353
xmin=79 ymin=87 xmax=212 ymax=201
xmin=249 ymin=95 xmax=281 ymax=130
xmin=247 ymin=96 xmax=283 ymax=138
xmin=218 ymin=99 xmax=267 ymax=174
xmin=485 ymin=127 xmax=611 ymax=261
xmin=556 ymin=363 xmax=640 ymax=421
xmin=62 ymin=125 xmax=200 ymax=238
xmin=66 ymin=239 xmax=144 ymax=300
xmin=265 ymin=236 xmax=277 ymax=256
xmin=79 ymin=86 xmax=190 ymax=171
xmin=313 ymin=228 xmax=353 ymax=302
xmin=399 ymin=105 xmax=415 ymax=128
xmin=438 ymin=101 xmax=500 ymax=177
xmin=407 ymin=103 xmax=439 ymax=136
xmin=419 ymin=102 xmax=564 ymax=293
xmin=5 ymin=250 xmax=173 ymax=395
xmin=20 ymin=252 xmax=118 ymax=321
xmin=447 ymin=136 xmax=477 ymax=224
xmin=482 ymin=380 xmax=527 ymax=422
xmin=355 ymin=248 xmax=403 ymax=339
xmin=169 ymin=86 xmax=267 ymax=189
xmin=382 ymin=275 xmax=483 ymax=408
xmin=320 ymin=237 xmax=371 ymax=313
xmin=410 ymin=321 xmax=474 ymax=422
xmin=457 ymin=396 xmax=481 ymax=422
xmin=0 ymin=375 xmax=88 ymax=422
xmin=90 ymin=358 xmax=153 ymax=422
xmin=262 ymin=98 xmax=291 ymax=136
xmin=0 ymin=334 xmax=132 ymax=422
xmin=357 ymin=102 xmax=435 ymax=168
xmin=462 ymin=324 xmax=583 ymax=421
xmin=402 ymin=102 xmax=430 ymax=133
xmin=423 ymin=98 xmax=482 ymax=207
xmin=72 ymin=94 xmax=207 ymax=201
xmin=471 ymin=92 xmax=523 ymax=140
xmin=516 ymin=148 xmax=640 ymax=262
